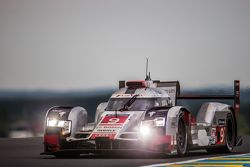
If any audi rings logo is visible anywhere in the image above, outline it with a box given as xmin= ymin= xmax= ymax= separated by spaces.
xmin=108 ymin=118 xmax=120 ymax=124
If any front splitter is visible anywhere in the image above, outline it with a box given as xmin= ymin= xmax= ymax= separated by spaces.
xmin=40 ymin=148 xmax=169 ymax=156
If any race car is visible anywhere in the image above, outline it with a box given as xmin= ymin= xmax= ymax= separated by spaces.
xmin=41 ymin=77 xmax=242 ymax=157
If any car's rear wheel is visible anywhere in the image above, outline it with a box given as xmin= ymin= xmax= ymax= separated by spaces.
xmin=177 ymin=112 xmax=188 ymax=156
xmin=206 ymin=111 xmax=236 ymax=154
xmin=224 ymin=111 xmax=236 ymax=152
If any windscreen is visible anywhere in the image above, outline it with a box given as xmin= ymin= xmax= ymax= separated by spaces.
xmin=105 ymin=98 xmax=162 ymax=111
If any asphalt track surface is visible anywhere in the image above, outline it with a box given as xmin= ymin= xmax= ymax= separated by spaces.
xmin=0 ymin=136 xmax=250 ymax=167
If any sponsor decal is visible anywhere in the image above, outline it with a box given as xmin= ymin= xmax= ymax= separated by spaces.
xmin=49 ymin=109 xmax=69 ymax=119
xmin=101 ymin=114 xmax=129 ymax=124
xmin=211 ymin=127 xmax=216 ymax=136
xmin=148 ymin=111 xmax=156 ymax=117
xmin=58 ymin=112 xmax=66 ymax=118
xmin=209 ymin=127 xmax=217 ymax=145
xmin=165 ymin=88 xmax=176 ymax=94
xmin=90 ymin=133 xmax=116 ymax=139
xmin=90 ymin=114 xmax=129 ymax=139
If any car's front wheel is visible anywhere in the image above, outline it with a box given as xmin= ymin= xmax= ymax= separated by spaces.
xmin=176 ymin=112 xmax=188 ymax=156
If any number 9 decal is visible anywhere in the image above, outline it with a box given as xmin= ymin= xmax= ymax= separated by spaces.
xmin=108 ymin=118 xmax=120 ymax=124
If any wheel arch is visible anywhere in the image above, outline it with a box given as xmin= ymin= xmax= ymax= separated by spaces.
xmin=45 ymin=106 xmax=88 ymax=137
xmin=170 ymin=106 xmax=190 ymax=156
xmin=166 ymin=106 xmax=192 ymax=136
xmin=167 ymin=106 xmax=191 ymax=126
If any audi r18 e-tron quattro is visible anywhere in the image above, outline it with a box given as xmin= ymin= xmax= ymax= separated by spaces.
xmin=41 ymin=76 xmax=242 ymax=157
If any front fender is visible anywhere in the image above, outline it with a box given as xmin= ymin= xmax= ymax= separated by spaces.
xmin=45 ymin=106 xmax=87 ymax=137
xmin=166 ymin=106 xmax=190 ymax=135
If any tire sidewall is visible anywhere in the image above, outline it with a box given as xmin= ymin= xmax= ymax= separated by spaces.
xmin=176 ymin=112 xmax=188 ymax=156
xmin=225 ymin=111 xmax=235 ymax=152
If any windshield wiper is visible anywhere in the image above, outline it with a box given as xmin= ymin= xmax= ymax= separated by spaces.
xmin=119 ymin=94 xmax=139 ymax=111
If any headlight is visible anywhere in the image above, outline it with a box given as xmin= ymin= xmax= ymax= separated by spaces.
xmin=47 ymin=119 xmax=57 ymax=127
xmin=154 ymin=117 xmax=165 ymax=127
xmin=140 ymin=124 xmax=151 ymax=137
xmin=139 ymin=117 xmax=165 ymax=138
xmin=47 ymin=118 xmax=71 ymax=135
xmin=140 ymin=120 xmax=154 ymax=138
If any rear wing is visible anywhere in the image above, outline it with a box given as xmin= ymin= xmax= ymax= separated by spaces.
xmin=156 ymin=80 xmax=240 ymax=113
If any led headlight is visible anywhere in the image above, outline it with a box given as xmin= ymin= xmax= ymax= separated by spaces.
xmin=140 ymin=120 xmax=153 ymax=137
xmin=154 ymin=117 xmax=165 ymax=127
xmin=140 ymin=124 xmax=150 ymax=137
xmin=47 ymin=119 xmax=58 ymax=127
xmin=47 ymin=118 xmax=71 ymax=135
xmin=140 ymin=117 xmax=165 ymax=138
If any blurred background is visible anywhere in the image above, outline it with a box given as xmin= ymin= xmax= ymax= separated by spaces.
xmin=0 ymin=0 xmax=250 ymax=137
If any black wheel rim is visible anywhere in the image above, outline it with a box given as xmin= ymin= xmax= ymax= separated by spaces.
xmin=177 ymin=118 xmax=186 ymax=153
xmin=226 ymin=114 xmax=234 ymax=148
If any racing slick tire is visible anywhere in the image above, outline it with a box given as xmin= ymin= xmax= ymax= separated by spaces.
xmin=176 ymin=112 xmax=188 ymax=156
xmin=206 ymin=111 xmax=236 ymax=154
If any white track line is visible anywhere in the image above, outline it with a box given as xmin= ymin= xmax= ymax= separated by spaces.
xmin=143 ymin=153 xmax=250 ymax=167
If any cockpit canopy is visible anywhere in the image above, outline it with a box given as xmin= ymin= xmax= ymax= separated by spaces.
xmin=106 ymin=86 xmax=172 ymax=111
xmin=106 ymin=97 xmax=171 ymax=111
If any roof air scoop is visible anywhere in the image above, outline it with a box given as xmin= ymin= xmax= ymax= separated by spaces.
xmin=126 ymin=81 xmax=146 ymax=88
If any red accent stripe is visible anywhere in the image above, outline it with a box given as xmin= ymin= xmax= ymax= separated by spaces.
xmin=44 ymin=134 xmax=59 ymax=145
xmin=191 ymin=115 xmax=196 ymax=125
xmin=184 ymin=112 xmax=190 ymax=125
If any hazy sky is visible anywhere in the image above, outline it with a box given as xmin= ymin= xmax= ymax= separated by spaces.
xmin=0 ymin=0 xmax=250 ymax=90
